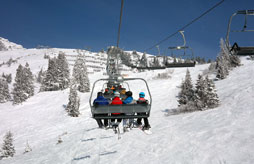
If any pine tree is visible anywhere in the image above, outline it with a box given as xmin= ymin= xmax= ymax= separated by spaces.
xmin=1 ymin=131 xmax=15 ymax=158
xmin=229 ymin=54 xmax=241 ymax=67
xmin=40 ymin=57 xmax=59 ymax=91
xmin=37 ymin=68 xmax=45 ymax=83
xmin=12 ymin=64 xmax=34 ymax=104
xmin=173 ymin=56 xmax=177 ymax=63
xmin=0 ymin=78 xmax=11 ymax=103
xmin=163 ymin=56 xmax=168 ymax=66
xmin=66 ymin=85 xmax=80 ymax=117
xmin=153 ymin=56 xmax=160 ymax=67
xmin=140 ymin=53 xmax=148 ymax=67
xmin=13 ymin=65 xmax=27 ymax=104
xmin=178 ymin=69 xmax=195 ymax=106
xmin=204 ymin=76 xmax=219 ymax=108
xmin=216 ymin=54 xmax=229 ymax=79
xmin=23 ymin=63 xmax=34 ymax=97
xmin=72 ymin=54 xmax=90 ymax=92
xmin=56 ymin=52 xmax=70 ymax=90
xmin=23 ymin=141 xmax=32 ymax=154
xmin=216 ymin=39 xmax=230 ymax=79
xmin=2 ymin=73 xmax=12 ymax=84
xmin=194 ymin=74 xmax=207 ymax=110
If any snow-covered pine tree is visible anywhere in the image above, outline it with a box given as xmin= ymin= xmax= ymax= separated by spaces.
xmin=194 ymin=74 xmax=207 ymax=110
xmin=1 ymin=131 xmax=15 ymax=158
xmin=66 ymin=85 xmax=80 ymax=117
xmin=37 ymin=68 xmax=45 ymax=83
xmin=6 ymin=74 xmax=12 ymax=84
xmin=215 ymin=54 xmax=229 ymax=79
xmin=12 ymin=65 xmax=28 ymax=104
xmin=216 ymin=39 xmax=231 ymax=79
xmin=23 ymin=141 xmax=32 ymax=154
xmin=178 ymin=69 xmax=195 ymax=106
xmin=0 ymin=78 xmax=11 ymax=103
xmin=72 ymin=54 xmax=90 ymax=92
xmin=153 ymin=56 xmax=160 ymax=67
xmin=163 ymin=56 xmax=168 ymax=66
xmin=23 ymin=63 xmax=34 ymax=98
xmin=56 ymin=52 xmax=70 ymax=90
xmin=139 ymin=53 xmax=148 ymax=67
xmin=40 ymin=57 xmax=59 ymax=91
xmin=229 ymin=54 xmax=241 ymax=67
xmin=204 ymin=75 xmax=219 ymax=108
xmin=2 ymin=73 xmax=12 ymax=84
xmin=173 ymin=56 xmax=177 ymax=63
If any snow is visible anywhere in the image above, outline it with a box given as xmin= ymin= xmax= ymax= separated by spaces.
xmin=0 ymin=43 xmax=254 ymax=164
xmin=0 ymin=37 xmax=24 ymax=51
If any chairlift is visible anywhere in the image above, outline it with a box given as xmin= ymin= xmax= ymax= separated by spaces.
xmin=167 ymin=31 xmax=196 ymax=67
xmin=89 ymin=78 xmax=152 ymax=120
xmin=89 ymin=0 xmax=153 ymax=127
xmin=226 ymin=10 xmax=254 ymax=56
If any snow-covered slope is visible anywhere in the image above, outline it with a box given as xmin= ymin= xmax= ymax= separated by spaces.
xmin=0 ymin=37 xmax=24 ymax=51
xmin=0 ymin=43 xmax=254 ymax=164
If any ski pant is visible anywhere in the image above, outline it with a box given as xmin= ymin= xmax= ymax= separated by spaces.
xmin=111 ymin=113 xmax=124 ymax=125
xmin=94 ymin=114 xmax=108 ymax=127
xmin=137 ymin=113 xmax=150 ymax=127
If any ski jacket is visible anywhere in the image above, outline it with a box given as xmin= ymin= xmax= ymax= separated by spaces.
xmin=137 ymin=97 xmax=148 ymax=104
xmin=111 ymin=97 xmax=123 ymax=105
xmin=111 ymin=97 xmax=122 ymax=115
xmin=93 ymin=96 xmax=109 ymax=106
xmin=123 ymin=96 xmax=135 ymax=104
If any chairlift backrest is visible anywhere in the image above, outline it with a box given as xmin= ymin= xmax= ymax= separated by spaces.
xmin=226 ymin=10 xmax=254 ymax=56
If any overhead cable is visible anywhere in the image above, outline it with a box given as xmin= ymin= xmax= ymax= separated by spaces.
xmin=144 ymin=0 xmax=225 ymax=52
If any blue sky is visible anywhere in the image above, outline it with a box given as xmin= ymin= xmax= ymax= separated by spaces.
xmin=0 ymin=0 xmax=253 ymax=60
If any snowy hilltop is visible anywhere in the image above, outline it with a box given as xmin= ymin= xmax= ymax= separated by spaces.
xmin=0 ymin=38 xmax=254 ymax=164
xmin=0 ymin=37 xmax=24 ymax=51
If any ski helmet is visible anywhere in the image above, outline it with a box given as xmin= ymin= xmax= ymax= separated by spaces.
xmin=139 ymin=92 xmax=145 ymax=98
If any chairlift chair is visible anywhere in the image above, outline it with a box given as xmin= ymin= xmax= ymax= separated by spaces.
xmin=226 ymin=10 xmax=254 ymax=56
xmin=89 ymin=78 xmax=152 ymax=119
xmin=167 ymin=31 xmax=196 ymax=67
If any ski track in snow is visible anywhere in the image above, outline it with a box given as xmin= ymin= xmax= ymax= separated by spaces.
xmin=0 ymin=48 xmax=254 ymax=164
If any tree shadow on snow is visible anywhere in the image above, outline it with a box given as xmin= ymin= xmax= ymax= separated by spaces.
xmin=162 ymin=108 xmax=181 ymax=116
xmin=73 ymin=155 xmax=91 ymax=161
xmin=99 ymin=151 xmax=117 ymax=156
xmin=85 ymin=127 xmax=98 ymax=132
xmin=81 ymin=138 xmax=96 ymax=142
xmin=100 ymin=136 xmax=114 ymax=139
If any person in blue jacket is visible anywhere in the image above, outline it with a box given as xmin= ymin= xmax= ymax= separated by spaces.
xmin=122 ymin=91 xmax=135 ymax=131
xmin=93 ymin=92 xmax=109 ymax=128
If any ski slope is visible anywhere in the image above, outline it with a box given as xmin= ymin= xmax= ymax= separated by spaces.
xmin=0 ymin=46 xmax=254 ymax=164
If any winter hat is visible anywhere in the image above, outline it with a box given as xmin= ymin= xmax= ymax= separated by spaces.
xmin=97 ymin=92 xmax=103 ymax=97
xmin=139 ymin=92 xmax=145 ymax=98
xmin=125 ymin=91 xmax=132 ymax=97
xmin=114 ymin=91 xmax=120 ymax=97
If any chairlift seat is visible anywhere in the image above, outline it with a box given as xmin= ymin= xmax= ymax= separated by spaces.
xmin=165 ymin=62 xmax=196 ymax=68
xmin=231 ymin=43 xmax=254 ymax=56
xmin=91 ymin=104 xmax=151 ymax=119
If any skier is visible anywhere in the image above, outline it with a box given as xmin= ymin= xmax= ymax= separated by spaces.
xmin=93 ymin=92 xmax=109 ymax=128
xmin=136 ymin=92 xmax=151 ymax=130
xmin=110 ymin=91 xmax=123 ymax=129
xmin=122 ymin=91 xmax=135 ymax=131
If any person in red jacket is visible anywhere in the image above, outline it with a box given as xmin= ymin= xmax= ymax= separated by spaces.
xmin=111 ymin=91 xmax=123 ymax=127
